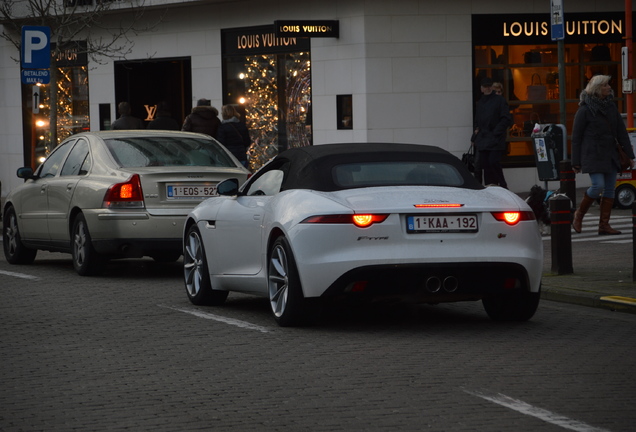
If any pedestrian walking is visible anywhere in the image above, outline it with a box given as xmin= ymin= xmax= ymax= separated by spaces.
xmin=572 ymin=74 xmax=635 ymax=235
xmin=182 ymin=98 xmax=220 ymax=138
xmin=217 ymin=105 xmax=251 ymax=166
xmin=471 ymin=77 xmax=512 ymax=188
xmin=111 ymin=102 xmax=144 ymax=130
xmin=147 ymin=101 xmax=180 ymax=130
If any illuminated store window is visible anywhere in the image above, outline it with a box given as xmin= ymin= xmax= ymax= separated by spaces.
xmin=472 ymin=13 xmax=629 ymax=167
xmin=222 ymin=25 xmax=312 ymax=171
xmin=22 ymin=42 xmax=89 ymax=169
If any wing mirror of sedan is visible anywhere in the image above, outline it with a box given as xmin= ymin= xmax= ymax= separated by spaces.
xmin=16 ymin=167 xmax=36 ymax=180
xmin=217 ymin=178 xmax=240 ymax=196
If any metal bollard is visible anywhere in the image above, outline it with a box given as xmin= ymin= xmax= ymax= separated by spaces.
xmin=549 ymin=194 xmax=573 ymax=275
xmin=633 ymin=201 xmax=636 ymax=282
xmin=559 ymin=160 xmax=576 ymax=209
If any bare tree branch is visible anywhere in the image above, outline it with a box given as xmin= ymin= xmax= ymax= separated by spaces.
xmin=0 ymin=0 xmax=163 ymax=64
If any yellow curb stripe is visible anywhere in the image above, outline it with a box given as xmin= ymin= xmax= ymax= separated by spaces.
xmin=600 ymin=296 xmax=636 ymax=305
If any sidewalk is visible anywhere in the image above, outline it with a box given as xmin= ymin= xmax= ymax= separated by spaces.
xmin=530 ymin=187 xmax=636 ymax=314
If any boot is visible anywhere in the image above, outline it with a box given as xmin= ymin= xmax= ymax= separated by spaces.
xmin=572 ymin=193 xmax=595 ymax=233
xmin=598 ymin=198 xmax=621 ymax=235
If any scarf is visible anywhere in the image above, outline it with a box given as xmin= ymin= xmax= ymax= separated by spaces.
xmin=579 ymin=90 xmax=614 ymax=116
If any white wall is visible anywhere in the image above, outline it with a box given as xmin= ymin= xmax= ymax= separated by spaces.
xmin=2 ymin=0 xmax=626 ymax=203
xmin=0 ymin=31 xmax=28 ymax=199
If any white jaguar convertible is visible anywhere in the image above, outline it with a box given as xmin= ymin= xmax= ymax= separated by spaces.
xmin=183 ymin=143 xmax=543 ymax=326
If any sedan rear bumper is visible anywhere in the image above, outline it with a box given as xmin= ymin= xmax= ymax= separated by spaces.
xmin=92 ymin=238 xmax=182 ymax=258
xmin=84 ymin=209 xmax=185 ymax=258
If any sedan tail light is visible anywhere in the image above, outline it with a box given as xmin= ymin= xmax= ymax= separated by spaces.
xmin=301 ymin=214 xmax=389 ymax=228
xmin=103 ymin=174 xmax=145 ymax=209
xmin=491 ymin=211 xmax=535 ymax=225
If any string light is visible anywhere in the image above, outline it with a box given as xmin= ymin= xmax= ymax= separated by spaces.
xmin=242 ymin=53 xmax=312 ymax=172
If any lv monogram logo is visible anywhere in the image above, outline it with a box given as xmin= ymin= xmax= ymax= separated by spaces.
xmin=144 ymin=104 xmax=157 ymax=121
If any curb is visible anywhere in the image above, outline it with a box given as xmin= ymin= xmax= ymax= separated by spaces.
xmin=541 ymin=286 xmax=636 ymax=314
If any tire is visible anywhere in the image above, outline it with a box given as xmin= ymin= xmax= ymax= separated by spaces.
xmin=2 ymin=206 xmax=37 ymax=265
xmin=183 ymin=225 xmax=228 ymax=306
xmin=71 ymin=213 xmax=105 ymax=276
xmin=268 ymin=236 xmax=321 ymax=327
xmin=615 ymin=184 xmax=636 ymax=209
xmin=482 ymin=287 xmax=541 ymax=322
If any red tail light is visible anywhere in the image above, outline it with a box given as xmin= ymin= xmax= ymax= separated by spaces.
xmin=301 ymin=214 xmax=389 ymax=228
xmin=491 ymin=211 xmax=535 ymax=225
xmin=103 ymin=174 xmax=145 ymax=209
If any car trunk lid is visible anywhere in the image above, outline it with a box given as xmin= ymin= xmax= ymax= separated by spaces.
xmin=123 ymin=167 xmax=249 ymax=215
xmin=324 ymin=186 xmax=526 ymax=214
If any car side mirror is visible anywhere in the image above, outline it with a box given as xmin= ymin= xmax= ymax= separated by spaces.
xmin=217 ymin=178 xmax=239 ymax=196
xmin=16 ymin=167 xmax=35 ymax=180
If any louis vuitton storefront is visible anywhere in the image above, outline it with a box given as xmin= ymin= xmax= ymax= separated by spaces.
xmin=472 ymin=12 xmax=632 ymax=167
xmin=2 ymin=1 xmax=634 ymax=199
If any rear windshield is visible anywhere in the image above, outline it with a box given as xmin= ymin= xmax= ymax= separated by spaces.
xmin=104 ymin=137 xmax=236 ymax=168
xmin=332 ymin=161 xmax=464 ymax=188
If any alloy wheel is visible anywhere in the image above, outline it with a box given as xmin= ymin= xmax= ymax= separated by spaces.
xmin=5 ymin=212 xmax=19 ymax=257
xmin=73 ymin=219 xmax=88 ymax=267
xmin=268 ymin=243 xmax=289 ymax=318
xmin=184 ymin=229 xmax=204 ymax=298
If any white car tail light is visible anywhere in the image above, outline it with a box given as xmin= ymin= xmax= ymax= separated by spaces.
xmin=301 ymin=214 xmax=389 ymax=228
xmin=491 ymin=211 xmax=535 ymax=225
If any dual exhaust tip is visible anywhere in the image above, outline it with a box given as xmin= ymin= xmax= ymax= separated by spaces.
xmin=425 ymin=276 xmax=459 ymax=293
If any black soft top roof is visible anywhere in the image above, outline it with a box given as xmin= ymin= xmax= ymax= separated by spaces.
xmin=270 ymin=143 xmax=482 ymax=192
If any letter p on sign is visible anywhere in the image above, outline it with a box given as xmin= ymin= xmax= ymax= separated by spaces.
xmin=21 ymin=26 xmax=51 ymax=69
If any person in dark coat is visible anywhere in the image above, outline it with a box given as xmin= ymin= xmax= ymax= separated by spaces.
xmin=111 ymin=102 xmax=144 ymax=130
xmin=217 ymin=105 xmax=251 ymax=166
xmin=181 ymin=99 xmax=220 ymax=138
xmin=571 ymin=74 xmax=635 ymax=235
xmin=470 ymin=77 xmax=512 ymax=188
xmin=147 ymin=101 xmax=180 ymax=130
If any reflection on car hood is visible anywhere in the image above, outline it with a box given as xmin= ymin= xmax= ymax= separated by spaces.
xmin=318 ymin=186 xmax=527 ymax=213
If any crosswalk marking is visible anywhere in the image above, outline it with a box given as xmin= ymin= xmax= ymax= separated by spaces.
xmin=542 ymin=215 xmax=633 ymax=244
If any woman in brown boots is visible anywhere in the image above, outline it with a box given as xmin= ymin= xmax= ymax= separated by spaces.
xmin=571 ymin=75 xmax=635 ymax=235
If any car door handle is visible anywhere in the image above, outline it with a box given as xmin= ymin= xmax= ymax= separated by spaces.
xmin=66 ymin=184 xmax=74 ymax=192
xmin=40 ymin=185 xmax=47 ymax=193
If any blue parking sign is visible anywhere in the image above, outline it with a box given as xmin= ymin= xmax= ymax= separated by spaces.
xmin=21 ymin=26 xmax=51 ymax=69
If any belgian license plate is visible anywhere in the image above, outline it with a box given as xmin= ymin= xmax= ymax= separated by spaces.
xmin=407 ymin=214 xmax=478 ymax=233
xmin=166 ymin=184 xmax=217 ymax=200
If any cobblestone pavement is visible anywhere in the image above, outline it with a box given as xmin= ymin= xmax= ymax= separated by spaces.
xmin=1 ymin=250 xmax=635 ymax=431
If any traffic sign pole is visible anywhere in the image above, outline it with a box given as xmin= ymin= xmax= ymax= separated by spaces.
xmin=551 ymin=0 xmax=566 ymax=127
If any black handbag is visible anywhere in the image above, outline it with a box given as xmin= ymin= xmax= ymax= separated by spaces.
xmin=602 ymin=115 xmax=631 ymax=171
xmin=462 ymin=145 xmax=475 ymax=173
xmin=616 ymin=139 xmax=631 ymax=171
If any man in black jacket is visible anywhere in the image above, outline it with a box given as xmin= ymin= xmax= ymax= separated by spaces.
xmin=471 ymin=77 xmax=512 ymax=188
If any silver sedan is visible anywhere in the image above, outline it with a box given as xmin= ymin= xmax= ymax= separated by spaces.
xmin=3 ymin=130 xmax=250 ymax=275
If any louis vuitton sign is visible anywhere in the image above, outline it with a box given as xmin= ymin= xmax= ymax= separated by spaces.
xmin=274 ymin=20 xmax=339 ymax=38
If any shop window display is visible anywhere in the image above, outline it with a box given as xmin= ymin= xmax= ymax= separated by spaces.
xmin=474 ymin=43 xmax=623 ymax=167
xmin=224 ymin=52 xmax=312 ymax=171
xmin=27 ymin=65 xmax=90 ymax=168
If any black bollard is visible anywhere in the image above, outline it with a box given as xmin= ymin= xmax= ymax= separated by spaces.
xmin=633 ymin=201 xmax=636 ymax=282
xmin=549 ymin=194 xmax=573 ymax=275
xmin=559 ymin=160 xmax=576 ymax=209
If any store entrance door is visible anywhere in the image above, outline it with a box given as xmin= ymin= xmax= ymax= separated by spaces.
xmin=114 ymin=58 xmax=192 ymax=129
